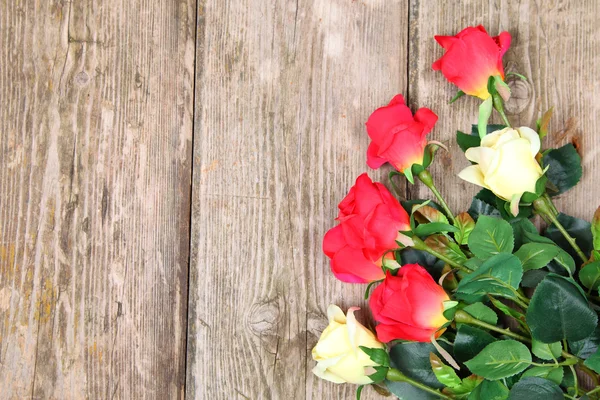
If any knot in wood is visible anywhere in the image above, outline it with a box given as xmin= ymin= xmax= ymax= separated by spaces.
xmin=247 ymin=300 xmax=280 ymax=336
xmin=505 ymin=72 xmax=532 ymax=115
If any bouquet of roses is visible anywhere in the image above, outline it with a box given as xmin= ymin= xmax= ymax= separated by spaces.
xmin=312 ymin=26 xmax=600 ymax=399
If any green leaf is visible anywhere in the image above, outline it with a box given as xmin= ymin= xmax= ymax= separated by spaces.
xmin=455 ymin=212 xmax=476 ymax=245
xmin=456 ymin=253 xmax=523 ymax=300
xmin=356 ymin=385 xmax=364 ymax=400
xmin=444 ymin=375 xmax=483 ymax=398
xmin=522 ymin=231 xmax=575 ymax=275
xmin=593 ymin=207 xmax=600 ymax=251
xmin=359 ymin=346 xmax=390 ymax=367
xmin=365 ymin=366 xmax=388 ymax=384
xmin=580 ymin=261 xmax=600 ymax=292
xmin=385 ymin=380 xmax=439 ymax=400
xmin=414 ymin=222 xmax=460 ymax=237
xmin=425 ymin=235 xmax=468 ymax=265
xmin=400 ymin=248 xmax=445 ymax=280
xmin=454 ymin=325 xmax=496 ymax=363
xmin=545 ymin=212 xmax=593 ymax=262
xmin=526 ymin=274 xmax=598 ymax=343
xmin=511 ymin=218 xmax=538 ymax=250
xmin=463 ymin=302 xmax=498 ymax=325
xmin=569 ymin=324 xmax=600 ymax=359
xmin=507 ymin=377 xmax=564 ymax=400
xmin=464 ymin=340 xmax=532 ymax=380
xmin=450 ymin=90 xmax=466 ymax=103
xmin=430 ymin=353 xmax=461 ymax=387
xmin=521 ymin=366 xmax=564 ymax=384
xmin=412 ymin=204 xmax=449 ymax=224
xmin=457 ymin=130 xmax=481 ymax=152
xmin=531 ymin=339 xmax=562 ymax=361
xmin=469 ymin=189 xmax=502 ymax=219
xmin=537 ymin=107 xmax=553 ymax=139
xmin=468 ymin=216 xmax=515 ymax=260
xmin=488 ymin=296 xmax=526 ymax=324
xmin=388 ymin=342 xmax=447 ymax=389
xmin=521 ymin=270 xmax=549 ymax=288
xmin=468 ymin=380 xmax=509 ymax=400
xmin=583 ymin=348 xmax=600 ymax=373
xmin=514 ymin=243 xmax=559 ymax=271
xmin=478 ymin=97 xmax=494 ymax=138
xmin=543 ymin=144 xmax=582 ymax=196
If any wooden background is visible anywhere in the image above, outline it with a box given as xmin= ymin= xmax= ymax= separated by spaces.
xmin=1 ymin=0 xmax=598 ymax=399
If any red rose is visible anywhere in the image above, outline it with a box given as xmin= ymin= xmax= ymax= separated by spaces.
xmin=370 ymin=266 xmax=449 ymax=342
xmin=366 ymin=94 xmax=438 ymax=173
xmin=432 ymin=25 xmax=511 ymax=99
xmin=323 ymin=174 xmax=410 ymax=283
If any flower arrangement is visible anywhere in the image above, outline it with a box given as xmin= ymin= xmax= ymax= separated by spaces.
xmin=313 ymin=25 xmax=600 ymax=399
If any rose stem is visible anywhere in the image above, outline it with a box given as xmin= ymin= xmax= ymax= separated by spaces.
xmin=454 ymin=310 xmax=580 ymax=361
xmin=416 ymin=170 xmax=457 ymax=226
xmin=386 ymin=368 xmax=452 ymax=399
xmin=411 ymin=237 xmax=472 ymax=273
xmin=532 ymin=197 xmax=588 ymax=263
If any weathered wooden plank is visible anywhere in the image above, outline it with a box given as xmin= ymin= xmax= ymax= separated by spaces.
xmin=0 ymin=0 xmax=195 ymax=398
xmin=408 ymin=0 xmax=600 ymax=221
xmin=187 ymin=0 xmax=407 ymax=398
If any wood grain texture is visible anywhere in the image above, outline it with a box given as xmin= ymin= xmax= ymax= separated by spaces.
xmin=408 ymin=0 xmax=600 ymax=221
xmin=0 ymin=0 xmax=195 ymax=398
xmin=186 ymin=0 xmax=407 ymax=398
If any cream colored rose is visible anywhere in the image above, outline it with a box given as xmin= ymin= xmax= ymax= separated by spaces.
xmin=458 ymin=127 xmax=543 ymax=215
xmin=312 ymin=305 xmax=384 ymax=385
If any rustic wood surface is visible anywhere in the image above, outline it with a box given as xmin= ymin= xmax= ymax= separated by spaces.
xmin=0 ymin=0 xmax=195 ymax=398
xmin=1 ymin=0 xmax=598 ymax=399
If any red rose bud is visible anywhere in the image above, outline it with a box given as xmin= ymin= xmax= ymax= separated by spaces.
xmin=323 ymin=174 xmax=410 ymax=283
xmin=369 ymin=265 xmax=449 ymax=342
xmin=432 ymin=25 xmax=511 ymax=99
xmin=366 ymin=94 xmax=438 ymax=173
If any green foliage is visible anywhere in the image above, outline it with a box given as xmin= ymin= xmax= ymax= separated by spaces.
xmin=464 ymin=340 xmax=532 ymax=380
xmin=388 ymin=342 xmax=447 ymax=389
xmin=531 ymin=339 xmax=562 ymax=361
xmin=469 ymin=189 xmax=502 ymax=219
xmin=545 ymin=213 xmax=593 ymax=261
xmin=456 ymin=253 xmax=523 ymax=300
xmin=468 ymin=216 xmax=515 ymax=259
xmin=579 ymin=261 xmax=600 ymax=292
xmin=429 ymin=353 xmax=461 ymax=387
xmin=463 ymin=302 xmax=498 ymax=325
xmin=542 ymin=144 xmax=582 ymax=196
xmin=468 ymin=380 xmax=509 ymax=400
xmin=583 ymin=348 xmax=600 ymax=373
xmin=454 ymin=325 xmax=496 ymax=363
xmin=359 ymin=346 xmax=390 ymax=368
xmin=455 ymin=212 xmax=476 ymax=245
xmin=514 ymin=243 xmax=559 ymax=271
xmin=425 ymin=234 xmax=468 ymax=265
xmin=569 ymin=324 xmax=600 ymax=359
xmin=526 ymin=274 xmax=598 ymax=343
xmin=457 ymin=130 xmax=481 ymax=152
xmin=507 ymin=377 xmax=564 ymax=399
xmin=521 ymin=366 xmax=564 ymax=384
xmin=593 ymin=207 xmax=600 ymax=251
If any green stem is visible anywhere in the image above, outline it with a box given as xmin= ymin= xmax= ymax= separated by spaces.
xmin=497 ymin=108 xmax=511 ymax=127
xmin=542 ymin=194 xmax=559 ymax=216
xmin=412 ymin=237 xmax=472 ymax=273
xmin=586 ymin=385 xmax=600 ymax=397
xmin=386 ymin=368 xmax=451 ymax=399
xmin=417 ymin=170 xmax=457 ymax=225
xmin=569 ymin=365 xmax=578 ymax=398
xmin=455 ymin=310 xmax=531 ymax=342
xmin=533 ymin=197 xmax=588 ymax=263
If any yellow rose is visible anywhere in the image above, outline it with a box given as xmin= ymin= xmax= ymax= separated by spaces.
xmin=312 ymin=305 xmax=385 ymax=385
xmin=458 ymin=127 xmax=543 ymax=216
